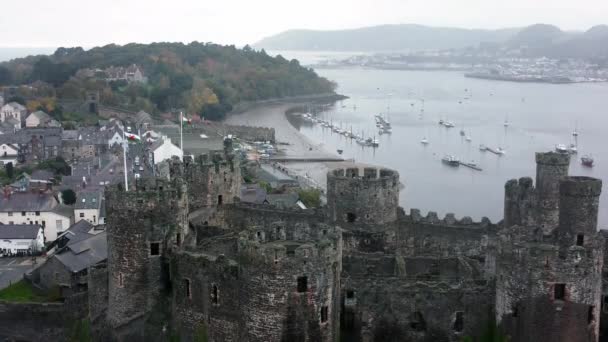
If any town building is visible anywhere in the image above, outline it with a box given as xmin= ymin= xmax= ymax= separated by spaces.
xmin=0 ymin=102 xmax=26 ymax=129
xmin=25 ymin=110 xmax=61 ymax=128
xmin=150 ymin=137 xmax=183 ymax=165
xmin=0 ymin=224 xmax=44 ymax=256
xmin=0 ymin=134 xmax=20 ymax=165
xmin=74 ymin=190 xmax=103 ymax=225
xmin=0 ymin=191 xmax=73 ymax=242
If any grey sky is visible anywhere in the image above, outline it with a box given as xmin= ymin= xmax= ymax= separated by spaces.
xmin=1 ymin=0 xmax=607 ymax=47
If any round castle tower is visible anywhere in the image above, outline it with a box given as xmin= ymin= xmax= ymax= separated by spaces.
xmin=237 ymin=222 xmax=342 ymax=341
xmin=535 ymin=152 xmax=570 ymax=231
xmin=558 ymin=176 xmax=602 ymax=241
xmin=326 ymin=166 xmax=400 ymax=225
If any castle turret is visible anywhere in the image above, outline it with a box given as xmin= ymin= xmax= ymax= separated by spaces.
xmin=504 ymin=177 xmax=535 ymax=228
xmin=557 ymin=176 xmax=602 ymax=244
xmin=326 ymin=166 xmax=399 ymax=226
xmin=535 ymin=152 xmax=570 ymax=233
xmin=105 ymin=177 xmax=188 ymax=337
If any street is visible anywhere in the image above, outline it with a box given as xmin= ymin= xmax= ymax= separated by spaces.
xmin=0 ymin=257 xmax=43 ymax=290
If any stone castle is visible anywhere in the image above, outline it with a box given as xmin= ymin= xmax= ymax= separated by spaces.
xmin=86 ymin=139 xmax=606 ymax=342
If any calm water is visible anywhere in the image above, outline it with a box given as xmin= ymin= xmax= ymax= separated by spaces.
xmin=294 ymin=68 xmax=608 ymax=226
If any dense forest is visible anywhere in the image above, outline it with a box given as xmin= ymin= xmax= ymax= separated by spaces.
xmin=0 ymin=43 xmax=336 ymax=120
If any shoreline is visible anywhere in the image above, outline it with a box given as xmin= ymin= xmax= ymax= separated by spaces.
xmin=224 ymin=102 xmax=354 ymax=191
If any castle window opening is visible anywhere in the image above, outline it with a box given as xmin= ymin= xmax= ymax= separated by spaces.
xmin=604 ymin=296 xmax=608 ymax=313
xmin=346 ymin=213 xmax=357 ymax=223
xmin=453 ymin=311 xmax=464 ymax=332
xmin=346 ymin=290 xmax=355 ymax=299
xmin=588 ymin=305 xmax=595 ymax=324
xmin=512 ymin=305 xmax=518 ymax=317
xmin=184 ymin=279 xmax=191 ymax=299
xmin=212 ymin=284 xmax=219 ymax=304
xmin=321 ymin=306 xmax=328 ymax=323
xmin=297 ymin=276 xmax=308 ymax=292
xmin=176 ymin=233 xmax=181 ymax=246
xmin=554 ymin=283 xmax=566 ymax=300
xmin=218 ymin=195 xmax=223 ymax=205
xmin=576 ymin=234 xmax=585 ymax=246
xmin=150 ymin=242 xmax=160 ymax=256
xmin=409 ymin=311 xmax=426 ymax=332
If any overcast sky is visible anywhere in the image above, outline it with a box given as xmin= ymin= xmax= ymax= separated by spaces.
xmin=1 ymin=0 xmax=607 ymax=47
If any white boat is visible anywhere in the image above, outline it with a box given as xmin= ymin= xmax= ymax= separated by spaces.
xmin=479 ymin=144 xmax=487 ymax=151
xmin=465 ymin=136 xmax=472 ymax=142
xmin=555 ymin=144 xmax=568 ymax=153
xmin=444 ymin=121 xmax=455 ymax=128
xmin=582 ymin=155 xmax=594 ymax=167
xmin=442 ymin=155 xmax=460 ymax=166
xmin=460 ymin=129 xmax=465 ymax=136
xmin=503 ymin=117 xmax=510 ymax=127
xmin=420 ymin=137 xmax=429 ymax=145
xmin=568 ymin=144 xmax=578 ymax=154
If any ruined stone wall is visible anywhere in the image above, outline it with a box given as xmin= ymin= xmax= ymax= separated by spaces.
xmin=504 ymin=177 xmax=536 ymax=229
xmin=340 ymin=255 xmax=494 ymax=342
xmin=173 ymin=151 xmax=241 ymax=211
xmin=105 ymin=177 xmax=188 ymax=335
xmin=327 ymin=167 xmax=399 ymax=226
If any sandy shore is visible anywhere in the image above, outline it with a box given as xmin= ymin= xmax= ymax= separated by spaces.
xmin=225 ymin=103 xmax=354 ymax=190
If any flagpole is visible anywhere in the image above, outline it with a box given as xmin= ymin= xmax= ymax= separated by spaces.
xmin=180 ymin=111 xmax=184 ymax=154
xmin=122 ymin=140 xmax=129 ymax=192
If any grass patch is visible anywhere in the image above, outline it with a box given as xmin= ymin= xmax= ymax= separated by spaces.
xmin=0 ymin=280 xmax=61 ymax=303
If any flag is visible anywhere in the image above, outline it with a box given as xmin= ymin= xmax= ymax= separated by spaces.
xmin=124 ymin=133 xmax=141 ymax=142
xmin=182 ymin=116 xmax=192 ymax=124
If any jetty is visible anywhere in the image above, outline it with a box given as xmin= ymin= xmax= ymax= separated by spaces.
xmin=459 ymin=162 xmax=483 ymax=171
xmin=269 ymin=157 xmax=349 ymax=163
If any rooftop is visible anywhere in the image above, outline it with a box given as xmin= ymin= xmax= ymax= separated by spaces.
xmin=0 ymin=224 xmax=42 ymax=240
xmin=75 ymin=190 xmax=103 ymax=210
xmin=0 ymin=192 xmax=59 ymax=212
xmin=54 ymin=232 xmax=107 ymax=273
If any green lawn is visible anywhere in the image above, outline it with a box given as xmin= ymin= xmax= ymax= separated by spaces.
xmin=0 ymin=280 xmax=61 ymax=303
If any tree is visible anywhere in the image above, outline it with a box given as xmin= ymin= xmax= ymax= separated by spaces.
xmin=298 ymin=188 xmax=322 ymax=208
xmin=0 ymin=66 xmax=11 ymax=85
xmin=62 ymin=189 xmax=77 ymax=205
xmin=5 ymin=162 xmax=14 ymax=179
xmin=37 ymin=156 xmax=71 ymax=176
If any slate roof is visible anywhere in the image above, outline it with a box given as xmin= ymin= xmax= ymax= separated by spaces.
xmin=0 ymin=193 xmax=58 ymax=212
xmin=135 ymin=110 xmax=152 ymax=125
xmin=75 ymin=190 xmax=103 ymax=210
xmin=62 ymin=130 xmax=78 ymax=140
xmin=56 ymin=220 xmax=94 ymax=246
xmin=240 ymin=184 xmax=267 ymax=204
xmin=265 ymin=193 xmax=301 ymax=209
xmin=54 ymin=232 xmax=107 ymax=272
xmin=30 ymin=170 xmax=54 ymax=182
xmin=3 ymin=102 xmax=26 ymax=111
xmin=0 ymin=224 xmax=42 ymax=239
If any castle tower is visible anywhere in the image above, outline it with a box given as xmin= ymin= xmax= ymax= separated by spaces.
xmin=105 ymin=177 xmax=188 ymax=337
xmin=557 ymin=176 xmax=602 ymax=245
xmin=326 ymin=166 xmax=399 ymax=226
xmin=535 ymin=152 xmax=570 ymax=233
xmin=504 ymin=177 xmax=535 ymax=228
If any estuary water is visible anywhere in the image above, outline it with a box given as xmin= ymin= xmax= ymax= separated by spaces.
xmin=290 ymin=66 xmax=608 ymax=226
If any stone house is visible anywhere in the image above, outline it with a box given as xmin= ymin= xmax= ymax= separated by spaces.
xmin=0 ymin=191 xmax=73 ymax=242
xmin=0 ymin=134 xmax=20 ymax=165
xmin=17 ymin=127 xmax=62 ymax=162
xmin=35 ymin=231 xmax=107 ymax=296
xmin=0 ymin=224 xmax=44 ymax=256
xmin=150 ymin=136 xmax=183 ymax=165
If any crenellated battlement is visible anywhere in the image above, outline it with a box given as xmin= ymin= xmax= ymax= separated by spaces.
xmin=405 ymin=208 xmax=495 ymax=228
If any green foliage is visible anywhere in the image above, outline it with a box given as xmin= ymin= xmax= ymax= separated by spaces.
xmin=460 ymin=317 xmax=510 ymax=342
xmin=298 ymin=188 xmax=322 ymax=208
xmin=258 ymin=181 xmax=272 ymax=193
xmin=69 ymin=319 xmax=91 ymax=342
xmin=62 ymin=189 xmax=77 ymax=205
xmin=0 ymin=66 xmax=11 ymax=85
xmin=0 ymin=280 xmax=61 ymax=302
xmin=36 ymin=156 xmax=71 ymax=176
xmin=1 ymin=42 xmax=336 ymax=121
xmin=6 ymin=96 xmax=26 ymax=105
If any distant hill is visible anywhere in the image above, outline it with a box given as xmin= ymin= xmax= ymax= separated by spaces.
xmin=255 ymin=23 xmax=608 ymax=59
xmin=254 ymin=24 xmax=521 ymax=51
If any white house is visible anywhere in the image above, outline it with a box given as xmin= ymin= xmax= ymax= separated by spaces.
xmin=74 ymin=190 xmax=103 ymax=225
xmin=26 ymin=110 xmax=59 ymax=128
xmin=0 ymin=102 xmax=26 ymax=128
xmin=0 ymin=142 xmax=19 ymax=165
xmin=107 ymin=130 xmax=125 ymax=147
xmin=0 ymin=224 xmax=44 ymax=256
xmin=0 ymin=192 xmax=73 ymax=242
xmin=151 ymin=137 xmax=183 ymax=165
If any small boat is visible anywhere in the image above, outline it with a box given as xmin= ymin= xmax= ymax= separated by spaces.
xmin=479 ymin=144 xmax=487 ymax=151
xmin=444 ymin=121 xmax=455 ymax=128
xmin=420 ymin=137 xmax=429 ymax=145
xmin=442 ymin=155 xmax=460 ymax=167
xmin=582 ymin=155 xmax=594 ymax=167
xmin=555 ymin=144 xmax=568 ymax=154
xmin=503 ymin=116 xmax=510 ymax=127
xmin=568 ymin=144 xmax=578 ymax=154
xmin=337 ymin=149 xmax=343 ymax=155
xmin=460 ymin=129 xmax=465 ymax=136
xmin=465 ymin=136 xmax=472 ymax=142
xmin=572 ymin=129 xmax=579 ymax=137
xmin=439 ymin=119 xmax=444 ymax=125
